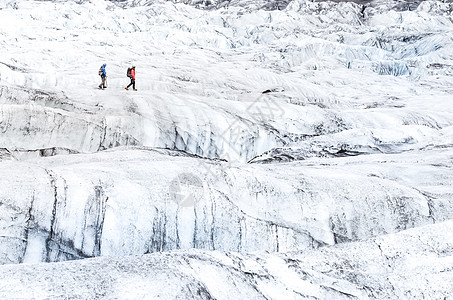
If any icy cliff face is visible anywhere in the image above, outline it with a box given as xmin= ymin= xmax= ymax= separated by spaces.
xmin=2 ymin=145 xmax=453 ymax=265
xmin=0 ymin=0 xmax=453 ymax=297
xmin=0 ymin=221 xmax=452 ymax=299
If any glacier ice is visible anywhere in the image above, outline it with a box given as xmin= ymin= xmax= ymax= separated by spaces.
xmin=0 ymin=0 xmax=453 ymax=298
xmin=0 ymin=220 xmax=452 ymax=299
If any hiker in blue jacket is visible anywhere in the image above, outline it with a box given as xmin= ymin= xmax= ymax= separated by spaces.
xmin=98 ymin=64 xmax=107 ymax=89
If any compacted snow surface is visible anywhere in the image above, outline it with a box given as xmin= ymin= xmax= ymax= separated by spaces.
xmin=0 ymin=0 xmax=453 ymax=298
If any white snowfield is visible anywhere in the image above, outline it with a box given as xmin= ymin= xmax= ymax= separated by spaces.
xmin=0 ymin=0 xmax=453 ymax=298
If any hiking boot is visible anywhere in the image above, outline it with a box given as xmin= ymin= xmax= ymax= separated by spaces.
xmin=125 ymin=87 xmax=129 ymax=90
xmin=133 ymin=89 xmax=137 ymax=91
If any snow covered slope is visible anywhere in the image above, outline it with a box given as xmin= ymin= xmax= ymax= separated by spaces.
xmin=1 ymin=145 xmax=453 ymax=265
xmin=1 ymin=0 xmax=452 ymax=162
xmin=0 ymin=220 xmax=452 ymax=299
xmin=0 ymin=0 xmax=453 ymax=298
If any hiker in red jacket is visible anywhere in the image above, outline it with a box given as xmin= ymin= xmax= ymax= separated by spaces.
xmin=125 ymin=66 xmax=136 ymax=91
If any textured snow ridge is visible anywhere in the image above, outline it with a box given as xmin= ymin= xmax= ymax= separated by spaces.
xmin=0 ymin=221 xmax=452 ymax=299
xmin=1 ymin=146 xmax=452 ymax=264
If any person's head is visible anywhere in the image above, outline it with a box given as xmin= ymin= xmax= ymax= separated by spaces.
xmin=132 ymin=66 xmax=135 ymax=69
xmin=103 ymin=63 xmax=106 ymax=67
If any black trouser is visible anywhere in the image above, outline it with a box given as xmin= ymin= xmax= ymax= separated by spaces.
xmin=127 ymin=78 xmax=135 ymax=89
xmin=99 ymin=75 xmax=106 ymax=88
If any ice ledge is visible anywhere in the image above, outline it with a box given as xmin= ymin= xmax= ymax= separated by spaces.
xmin=1 ymin=146 xmax=452 ymax=265
xmin=0 ymin=220 xmax=452 ymax=299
